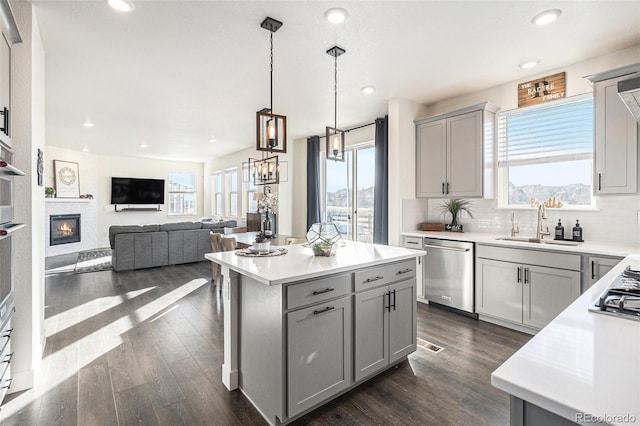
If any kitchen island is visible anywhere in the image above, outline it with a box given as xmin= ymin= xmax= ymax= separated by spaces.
xmin=205 ymin=241 xmax=425 ymax=425
xmin=491 ymin=254 xmax=640 ymax=425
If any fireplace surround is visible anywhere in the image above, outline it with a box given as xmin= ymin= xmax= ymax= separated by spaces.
xmin=50 ymin=214 xmax=81 ymax=246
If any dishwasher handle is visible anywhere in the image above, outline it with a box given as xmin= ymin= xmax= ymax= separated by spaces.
xmin=423 ymin=244 xmax=470 ymax=252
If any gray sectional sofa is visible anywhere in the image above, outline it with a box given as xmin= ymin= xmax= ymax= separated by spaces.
xmin=109 ymin=220 xmax=237 ymax=271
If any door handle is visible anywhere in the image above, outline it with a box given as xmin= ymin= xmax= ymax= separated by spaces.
xmin=524 ymin=267 xmax=529 ymax=284
xmin=598 ymin=173 xmax=602 ymax=191
xmin=423 ymin=244 xmax=470 ymax=252
xmin=385 ymin=291 xmax=391 ymax=312
xmin=591 ymin=260 xmax=596 ymax=280
xmin=397 ymin=268 xmax=413 ymax=275
xmin=312 ymin=287 xmax=334 ymax=295
xmin=446 ymin=182 xmax=450 ymax=194
xmin=441 ymin=182 xmax=445 ymax=195
xmin=0 ymin=107 xmax=7 ymax=135
xmin=364 ymin=276 xmax=384 ymax=283
xmin=517 ymin=266 xmax=521 ymax=283
xmin=391 ymin=289 xmax=396 ymax=311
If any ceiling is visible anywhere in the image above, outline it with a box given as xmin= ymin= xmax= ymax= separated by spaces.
xmin=31 ymin=1 xmax=640 ymax=163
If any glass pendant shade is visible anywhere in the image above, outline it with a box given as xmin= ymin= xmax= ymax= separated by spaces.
xmin=249 ymin=156 xmax=279 ymax=186
xmin=257 ymin=110 xmax=287 ymax=153
xmin=325 ymin=126 xmax=346 ymax=161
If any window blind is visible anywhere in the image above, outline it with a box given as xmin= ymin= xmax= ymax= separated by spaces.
xmin=498 ymin=97 xmax=593 ymax=167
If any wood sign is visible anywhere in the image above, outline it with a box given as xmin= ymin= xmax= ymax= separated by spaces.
xmin=518 ymin=72 xmax=565 ymax=107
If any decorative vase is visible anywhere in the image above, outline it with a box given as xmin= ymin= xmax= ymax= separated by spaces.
xmin=263 ymin=214 xmax=273 ymax=238
xmin=451 ymin=215 xmax=458 ymax=226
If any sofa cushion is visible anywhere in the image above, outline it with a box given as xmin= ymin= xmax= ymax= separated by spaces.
xmin=201 ymin=220 xmax=237 ymax=230
xmin=159 ymin=221 xmax=202 ymax=231
xmin=108 ymin=224 xmax=160 ymax=249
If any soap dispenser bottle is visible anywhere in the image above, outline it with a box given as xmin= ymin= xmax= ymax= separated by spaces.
xmin=555 ymin=219 xmax=564 ymax=240
xmin=572 ymin=220 xmax=583 ymax=242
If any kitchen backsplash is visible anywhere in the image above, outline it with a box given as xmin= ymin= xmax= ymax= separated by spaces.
xmin=403 ymin=196 xmax=640 ymax=247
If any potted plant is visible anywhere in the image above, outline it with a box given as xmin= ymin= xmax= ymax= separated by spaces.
xmin=45 ymin=187 xmax=55 ymax=198
xmin=439 ymin=198 xmax=473 ymax=227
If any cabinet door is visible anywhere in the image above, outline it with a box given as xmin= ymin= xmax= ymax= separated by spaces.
xmin=0 ymin=34 xmax=9 ymax=146
xmin=389 ymin=279 xmax=416 ymax=364
xmin=447 ymin=110 xmax=483 ymax=197
xmin=594 ymin=75 xmax=639 ymax=194
xmin=416 ymin=119 xmax=446 ymax=197
xmin=523 ymin=265 xmax=580 ymax=329
xmin=354 ymin=285 xmax=389 ymax=382
xmin=287 ymin=296 xmax=352 ymax=417
xmin=587 ymin=256 xmax=622 ymax=287
xmin=476 ymin=258 xmax=522 ymax=323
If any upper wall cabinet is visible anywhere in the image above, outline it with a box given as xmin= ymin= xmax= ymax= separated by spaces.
xmin=586 ymin=66 xmax=640 ymax=195
xmin=0 ymin=1 xmax=22 ymax=148
xmin=415 ymin=102 xmax=498 ymax=198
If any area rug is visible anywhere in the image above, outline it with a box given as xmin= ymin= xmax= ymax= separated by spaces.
xmin=74 ymin=248 xmax=113 ymax=274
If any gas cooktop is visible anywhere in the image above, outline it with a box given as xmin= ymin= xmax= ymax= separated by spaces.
xmin=589 ymin=266 xmax=640 ymax=321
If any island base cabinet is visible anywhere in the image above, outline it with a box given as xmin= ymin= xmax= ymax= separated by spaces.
xmin=287 ymin=296 xmax=352 ymax=418
xmin=354 ymin=279 xmax=416 ymax=382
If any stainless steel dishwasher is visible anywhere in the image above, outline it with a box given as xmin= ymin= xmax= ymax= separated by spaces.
xmin=423 ymin=238 xmax=475 ymax=316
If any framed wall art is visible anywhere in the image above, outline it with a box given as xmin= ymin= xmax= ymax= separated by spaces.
xmin=54 ymin=160 xmax=80 ymax=198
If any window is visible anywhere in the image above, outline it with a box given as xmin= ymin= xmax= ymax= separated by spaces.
xmin=225 ymin=167 xmax=238 ymax=217
xmin=212 ymin=171 xmax=223 ymax=217
xmin=323 ymin=143 xmax=375 ymax=243
xmin=497 ymin=95 xmax=594 ymax=208
xmin=168 ymin=172 xmax=196 ymax=215
xmin=243 ymin=163 xmax=258 ymax=214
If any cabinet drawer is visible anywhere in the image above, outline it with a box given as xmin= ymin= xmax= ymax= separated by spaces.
xmin=476 ymin=244 xmax=581 ymax=271
xmin=287 ymin=273 xmax=352 ymax=310
xmin=355 ymin=259 xmax=416 ymax=292
xmin=403 ymin=237 xmax=423 ymax=249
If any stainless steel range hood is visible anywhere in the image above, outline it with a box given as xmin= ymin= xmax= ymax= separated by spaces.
xmin=618 ymin=76 xmax=640 ymax=124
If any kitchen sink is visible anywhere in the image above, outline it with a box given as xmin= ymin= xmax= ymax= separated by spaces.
xmin=495 ymin=237 xmax=581 ymax=246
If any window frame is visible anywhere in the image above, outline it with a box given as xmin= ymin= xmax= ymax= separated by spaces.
xmin=496 ymin=94 xmax=596 ymax=210
xmin=212 ymin=170 xmax=224 ymax=218
xmin=225 ymin=167 xmax=239 ymax=219
xmin=167 ymin=171 xmax=197 ymax=216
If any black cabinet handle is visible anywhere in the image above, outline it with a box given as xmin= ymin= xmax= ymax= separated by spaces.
xmin=2 ymin=352 xmax=13 ymax=363
xmin=591 ymin=261 xmax=596 ymax=280
xmin=446 ymin=182 xmax=450 ymax=194
xmin=598 ymin=173 xmax=602 ymax=191
xmin=517 ymin=266 xmax=521 ymax=283
xmin=313 ymin=306 xmax=335 ymax=315
xmin=312 ymin=287 xmax=334 ymax=295
xmin=364 ymin=276 xmax=384 ymax=283
xmin=1 ymin=377 xmax=12 ymax=390
xmin=397 ymin=268 xmax=413 ymax=275
xmin=0 ymin=107 xmax=7 ymax=135
xmin=391 ymin=289 xmax=396 ymax=311
xmin=1 ymin=328 xmax=12 ymax=339
xmin=524 ymin=268 xmax=529 ymax=284
xmin=441 ymin=182 xmax=445 ymax=194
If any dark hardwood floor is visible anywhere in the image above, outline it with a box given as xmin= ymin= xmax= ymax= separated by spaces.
xmin=1 ymin=259 xmax=530 ymax=425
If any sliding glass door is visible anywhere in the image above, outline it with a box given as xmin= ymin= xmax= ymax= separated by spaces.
xmin=324 ymin=144 xmax=375 ymax=243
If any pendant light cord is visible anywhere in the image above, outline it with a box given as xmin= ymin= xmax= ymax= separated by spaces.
xmin=270 ymin=32 xmax=273 ymax=113
xmin=334 ymin=54 xmax=338 ymax=129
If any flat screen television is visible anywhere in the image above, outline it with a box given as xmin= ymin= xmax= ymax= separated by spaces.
xmin=111 ymin=177 xmax=165 ymax=205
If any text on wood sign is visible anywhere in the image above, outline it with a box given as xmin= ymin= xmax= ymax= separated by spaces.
xmin=518 ymin=72 xmax=566 ymax=107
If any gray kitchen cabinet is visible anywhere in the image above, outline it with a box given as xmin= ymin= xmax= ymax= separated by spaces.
xmin=476 ymin=245 xmax=581 ymax=333
xmin=0 ymin=33 xmax=10 ymax=146
xmin=587 ymin=255 xmax=623 ymax=287
xmin=354 ymin=278 xmax=416 ymax=382
xmin=415 ymin=103 xmax=497 ymax=198
xmin=592 ymin=73 xmax=639 ymax=194
xmin=287 ymin=295 xmax=351 ymax=418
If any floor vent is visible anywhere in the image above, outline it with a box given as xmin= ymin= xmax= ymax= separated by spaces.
xmin=417 ymin=338 xmax=444 ymax=354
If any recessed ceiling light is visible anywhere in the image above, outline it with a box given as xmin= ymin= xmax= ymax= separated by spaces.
xmin=519 ymin=60 xmax=540 ymax=69
xmin=82 ymin=147 xmax=89 ymax=152
xmin=361 ymin=86 xmax=376 ymax=94
xmin=107 ymin=0 xmax=135 ymax=13
xmin=324 ymin=8 xmax=348 ymax=24
xmin=140 ymin=143 xmax=148 ymax=148
xmin=82 ymin=121 xmax=94 ymax=128
xmin=208 ymin=138 xmax=217 ymax=143
xmin=531 ymin=9 xmax=561 ymax=26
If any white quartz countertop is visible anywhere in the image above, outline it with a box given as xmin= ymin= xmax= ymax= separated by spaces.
xmin=491 ymin=254 xmax=640 ymax=425
xmin=205 ymin=240 xmax=426 ymax=286
xmin=402 ymin=230 xmax=639 ymax=257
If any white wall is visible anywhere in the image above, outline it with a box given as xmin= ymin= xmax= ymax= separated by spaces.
xmin=11 ymin=1 xmax=46 ymax=392
xmin=410 ymin=45 xmax=640 ymax=247
xmin=44 ymin=146 xmax=205 ymax=248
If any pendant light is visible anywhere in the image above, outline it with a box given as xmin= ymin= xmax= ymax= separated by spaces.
xmin=326 ymin=46 xmax=346 ymax=162
xmin=249 ymin=155 xmax=280 ymax=186
xmin=256 ymin=17 xmax=287 ymax=154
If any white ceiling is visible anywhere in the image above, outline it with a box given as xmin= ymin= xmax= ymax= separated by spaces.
xmin=31 ymin=1 xmax=640 ymax=163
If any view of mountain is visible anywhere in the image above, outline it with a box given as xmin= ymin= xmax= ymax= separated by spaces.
xmin=326 ymin=187 xmax=375 ymax=208
xmin=508 ymin=182 xmax=592 ymax=205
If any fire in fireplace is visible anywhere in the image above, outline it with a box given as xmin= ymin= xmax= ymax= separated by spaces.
xmin=50 ymin=214 xmax=81 ymax=246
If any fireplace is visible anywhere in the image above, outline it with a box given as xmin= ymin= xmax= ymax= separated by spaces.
xmin=50 ymin=214 xmax=81 ymax=246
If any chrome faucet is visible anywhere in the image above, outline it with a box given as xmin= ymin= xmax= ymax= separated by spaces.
xmin=536 ymin=204 xmax=551 ymax=240
xmin=510 ymin=211 xmax=519 ymax=237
